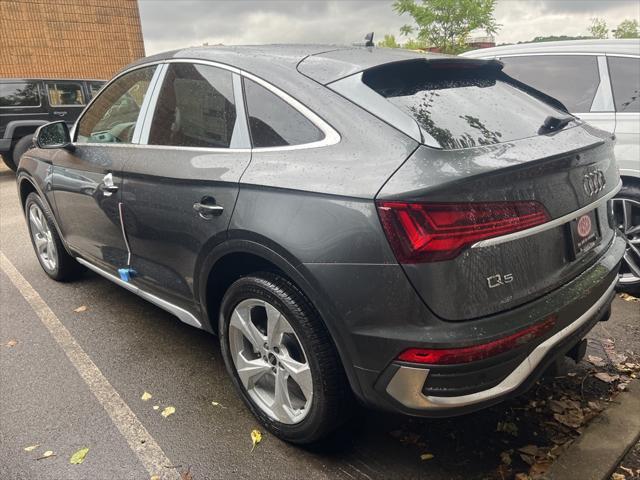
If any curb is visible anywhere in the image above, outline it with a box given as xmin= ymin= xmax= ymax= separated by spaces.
xmin=548 ymin=381 xmax=640 ymax=480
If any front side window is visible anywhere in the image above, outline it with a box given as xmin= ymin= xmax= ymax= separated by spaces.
xmin=498 ymin=55 xmax=600 ymax=113
xmin=47 ymin=82 xmax=85 ymax=106
xmin=243 ymin=78 xmax=323 ymax=148
xmin=76 ymin=66 xmax=156 ymax=144
xmin=608 ymin=56 xmax=640 ymax=113
xmin=148 ymin=63 xmax=237 ymax=148
xmin=0 ymin=82 xmax=40 ymax=107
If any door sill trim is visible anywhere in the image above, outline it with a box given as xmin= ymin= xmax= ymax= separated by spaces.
xmin=76 ymin=257 xmax=202 ymax=329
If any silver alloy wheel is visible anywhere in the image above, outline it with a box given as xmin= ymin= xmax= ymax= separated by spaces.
xmin=28 ymin=203 xmax=57 ymax=272
xmin=229 ymin=298 xmax=313 ymax=424
xmin=612 ymin=197 xmax=640 ymax=286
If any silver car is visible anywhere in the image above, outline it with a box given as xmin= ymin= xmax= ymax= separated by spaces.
xmin=462 ymin=39 xmax=640 ymax=291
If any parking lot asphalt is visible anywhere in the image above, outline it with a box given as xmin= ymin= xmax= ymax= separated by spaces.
xmin=1 ymin=161 xmax=639 ymax=480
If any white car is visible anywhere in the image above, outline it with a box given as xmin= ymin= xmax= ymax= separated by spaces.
xmin=463 ymin=39 xmax=640 ymax=291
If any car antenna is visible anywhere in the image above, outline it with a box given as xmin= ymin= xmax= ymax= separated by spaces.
xmin=364 ymin=32 xmax=375 ymax=47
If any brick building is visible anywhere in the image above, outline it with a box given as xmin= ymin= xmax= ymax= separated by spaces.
xmin=0 ymin=0 xmax=145 ymax=80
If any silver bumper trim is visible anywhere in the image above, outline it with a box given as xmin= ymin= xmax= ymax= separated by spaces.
xmin=385 ymin=278 xmax=617 ymax=410
xmin=471 ymin=181 xmax=621 ymax=248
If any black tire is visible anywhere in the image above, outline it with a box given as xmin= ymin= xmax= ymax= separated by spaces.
xmin=613 ymin=180 xmax=640 ymax=296
xmin=11 ymin=135 xmax=35 ymax=171
xmin=25 ymin=192 xmax=83 ymax=281
xmin=219 ymin=272 xmax=352 ymax=444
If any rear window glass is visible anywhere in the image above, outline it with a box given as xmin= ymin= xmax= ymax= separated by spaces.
xmin=0 ymin=82 xmax=40 ymax=107
xmin=608 ymin=56 xmax=640 ymax=113
xmin=363 ymin=61 xmax=568 ymax=150
xmin=498 ymin=55 xmax=600 ymax=112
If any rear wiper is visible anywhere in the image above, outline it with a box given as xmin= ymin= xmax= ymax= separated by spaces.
xmin=538 ymin=115 xmax=574 ymax=134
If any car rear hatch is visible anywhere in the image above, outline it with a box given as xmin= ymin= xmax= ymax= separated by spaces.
xmin=328 ymin=57 xmax=620 ymax=320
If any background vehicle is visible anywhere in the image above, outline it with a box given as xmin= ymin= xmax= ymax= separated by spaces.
xmin=0 ymin=78 xmax=105 ymax=170
xmin=462 ymin=39 xmax=640 ymax=292
xmin=17 ymin=46 xmax=624 ymax=443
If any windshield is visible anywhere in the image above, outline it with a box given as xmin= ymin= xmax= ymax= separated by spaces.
xmin=362 ymin=61 xmax=570 ymax=150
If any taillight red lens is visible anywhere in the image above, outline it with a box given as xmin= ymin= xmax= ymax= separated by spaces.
xmin=376 ymin=200 xmax=549 ymax=263
xmin=397 ymin=315 xmax=557 ymax=365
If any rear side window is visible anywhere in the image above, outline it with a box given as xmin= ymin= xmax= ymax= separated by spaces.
xmin=47 ymin=82 xmax=85 ymax=106
xmin=498 ymin=55 xmax=600 ymax=112
xmin=243 ymin=78 xmax=323 ymax=148
xmin=608 ymin=56 xmax=640 ymax=113
xmin=87 ymin=81 xmax=105 ymax=99
xmin=363 ymin=61 xmax=566 ymax=150
xmin=148 ymin=63 xmax=237 ymax=148
xmin=0 ymin=82 xmax=40 ymax=107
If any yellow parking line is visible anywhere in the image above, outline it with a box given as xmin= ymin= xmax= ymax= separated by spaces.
xmin=0 ymin=252 xmax=179 ymax=480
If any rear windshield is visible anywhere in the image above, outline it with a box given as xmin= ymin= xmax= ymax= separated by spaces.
xmin=362 ymin=61 xmax=568 ymax=150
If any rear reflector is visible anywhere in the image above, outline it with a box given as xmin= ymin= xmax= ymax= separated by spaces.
xmin=376 ymin=200 xmax=549 ymax=263
xmin=397 ymin=315 xmax=557 ymax=365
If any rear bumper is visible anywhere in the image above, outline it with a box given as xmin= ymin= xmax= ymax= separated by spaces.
xmin=379 ymin=278 xmax=615 ymax=414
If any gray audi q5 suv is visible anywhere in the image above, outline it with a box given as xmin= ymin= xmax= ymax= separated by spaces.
xmin=17 ymin=45 xmax=625 ymax=444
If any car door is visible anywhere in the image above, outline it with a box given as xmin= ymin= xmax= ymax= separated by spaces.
xmin=497 ymin=54 xmax=616 ymax=133
xmin=120 ymin=61 xmax=251 ymax=311
xmin=45 ymin=80 xmax=88 ymax=125
xmin=52 ymin=65 xmax=161 ymax=272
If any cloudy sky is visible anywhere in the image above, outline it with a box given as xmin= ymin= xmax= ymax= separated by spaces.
xmin=138 ymin=0 xmax=640 ymax=55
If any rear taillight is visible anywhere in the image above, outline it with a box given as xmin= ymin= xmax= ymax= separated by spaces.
xmin=376 ymin=200 xmax=549 ymax=263
xmin=397 ymin=315 xmax=557 ymax=365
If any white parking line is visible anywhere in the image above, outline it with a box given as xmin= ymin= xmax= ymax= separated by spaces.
xmin=0 ymin=252 xmax=179 ymax=480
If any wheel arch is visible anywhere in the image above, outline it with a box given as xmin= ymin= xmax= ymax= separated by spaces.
xmin=196 ymin=237 xmax=365 ymax=400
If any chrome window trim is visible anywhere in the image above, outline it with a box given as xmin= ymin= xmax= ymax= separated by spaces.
xmin=72 ymin=57 xmax=340 ymax=152
xmin=76 ymin=257 xmax=202 ymax=329
xmin=590 ymin=56 xmax=615 ymax=112
xmin=471 ymin=181 xmax=622 ymax=248
xmin=386 ymin=278 xmax=617 ymax=410
xmin=496 ymin=52 xmax=607 ymax=58
xmin=605 ymin=54 xmax=640 ymax=59
xmin=134 ymin=63 xmax=168 ymax=144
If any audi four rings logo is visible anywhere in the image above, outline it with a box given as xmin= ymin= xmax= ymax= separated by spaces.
xmin=583 ymin=170 xmax=606 ymax=196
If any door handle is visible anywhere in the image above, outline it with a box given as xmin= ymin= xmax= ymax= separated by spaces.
xmin=53 ymin=111 xmax=67 ymax=117
xmin=100 ymin=172 xmax=118 ymax=196
xmin=193 ymin=198 xmax=224 ymax=218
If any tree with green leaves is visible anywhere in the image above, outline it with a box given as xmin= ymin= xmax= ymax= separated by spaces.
xmin=613 ymin=19 xmax=639 ymax=39
xmin=588 ymin=17 xmax=608 ymax=39
xmin=377 ymin=34 xmax=400 ymax=48
xmin=393 ymin=0 xmax=500 ymax=54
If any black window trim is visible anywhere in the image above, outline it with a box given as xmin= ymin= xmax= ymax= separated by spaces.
xmin=0 ymin=81 xmax=42 ymax=109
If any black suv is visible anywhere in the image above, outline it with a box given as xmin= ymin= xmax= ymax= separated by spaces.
xmin=0 ymin=78 xmax=105 ymax=170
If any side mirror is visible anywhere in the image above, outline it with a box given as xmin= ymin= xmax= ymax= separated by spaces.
xmin=35 ymin=121 xmax=75 ymax=151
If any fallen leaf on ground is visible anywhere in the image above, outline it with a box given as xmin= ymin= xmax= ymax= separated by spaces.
xmin=611 ymin=473 xmax=625 ymax=480
xmin=514 ymin=473 xmax=530 ymax=480
xmin=619 ymin=293 xmax=639 ymax=302
xmin=73 ymin=305 xmax=87 ymax=313
xmin=594 ymin=372 xmax=619 ymax=383
xmin=496 ymin=421 xmax=519 ymax=436
xmin=587 ymin=355 xmax=606 ymax=367
xmin=518 ymin=445 xmax=539 ymax=457
xmin=6 ymin=339 xmax=18 ymax=347
xmin=36 ymin=450 xmax=55 ymax=460
xmin=420 ymin=453 xmax=434 ymax=461
xmin=529 ymin=461 xmax=551 ymax=478
xmin=251 ymin=429 xmax=262 ymax=451
xmin=161 ymin=406 xmax=175 ymax=418
xmin=553 ymin=410 xmax=585 ymax=429
xmin=500 ymin=451 xmax=512 ymax=466
xmin=141 ymin=391 xmax=152 ymax=401
xmin=180 ymin=466 xmax=193 ymax=480
xmin=153 ymin=405 xmax=159 ymax=410
xmin=69 ymin=447 xmax=89 ymax=465
xmin=150 ymin=476 xmax=160 ymax=480
xmin=23 ymin=444 xmax=39 ymax=452
xmin=211 ymin=401 xmax=226 ymax=408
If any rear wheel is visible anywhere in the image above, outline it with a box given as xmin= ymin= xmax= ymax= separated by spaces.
xmin=11 ymin=135 xmax=35 ymax=171
xmin=219 ymin=272 xmax=351 ymax=444
xmin=25 ymin=192 xmax=82 ymax=281
xmin=612 ymin=181 xmax=640 ymax=295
